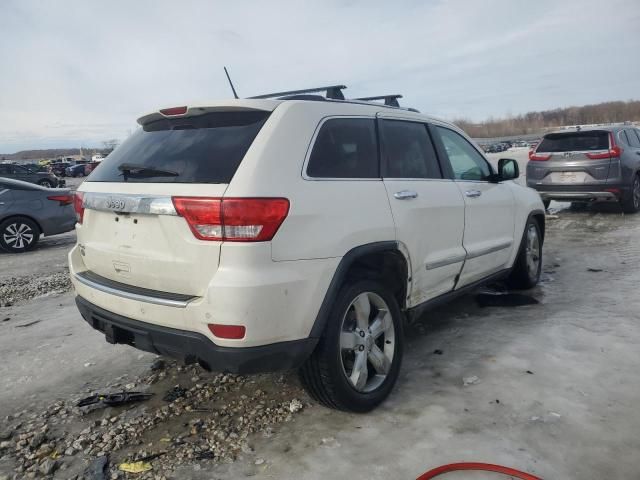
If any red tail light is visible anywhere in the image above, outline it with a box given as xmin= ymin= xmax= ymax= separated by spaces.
xmin=529 ymin=151 xmax=551 ymax=161
xmin=172 ymin=197 xmax=289 ymax=242
xmin=74 ymin=191 xmax=85 ymax=224
xmin=208 ymin=324 xmax=246 ymax=339
xmin=160 ymin=106 xmax=188 ymax=116
xmin=586 ymin=132 xmax=622 ymax=159
xmin=47 ymin=194 xmax=73 ymax=206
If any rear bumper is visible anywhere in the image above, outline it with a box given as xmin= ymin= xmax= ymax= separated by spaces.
xmin=76 ymin=295 xmax=317 ymax=374
xmin=528 ymin=184 xmax=627 ymax=202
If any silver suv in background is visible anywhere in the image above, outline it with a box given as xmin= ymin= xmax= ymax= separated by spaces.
xmin=526 ymin=126 xmax=640 ymax=212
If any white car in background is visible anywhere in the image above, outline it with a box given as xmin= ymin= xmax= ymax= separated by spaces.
xmin=69 ymin=88 xmax=545 ymax=412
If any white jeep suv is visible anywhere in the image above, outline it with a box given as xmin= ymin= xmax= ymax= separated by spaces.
xmin=69 ymin=90 xmax=545 ymax=412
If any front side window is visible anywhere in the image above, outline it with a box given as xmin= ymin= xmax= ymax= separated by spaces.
xmin=307 ymin=118 xmax=378 ymax=178
xmin=380 ymin=120 xmax=442 ymax=179
xmin=436 ymin=126 xmax=491 ymax=181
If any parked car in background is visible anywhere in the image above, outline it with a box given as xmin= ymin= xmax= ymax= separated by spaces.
xmin=66 ymin=163 xmax=88 ymax=177
xmin=527 ymin=126 xmax=640 ymax=212
xmin=84 ymin=161 xmax=102 ymax=175
xmin=0 ymin=178 xmax=76 ymax=252
xmin=23 ymin=163 xmax=50 ymax=173
xmin=0 ymin=163 xmax=64 ymax=188
xmin=69 ymin=95 xmax=545 ymax=412
xmin=49 ymin=162 xmax=72 ymax=177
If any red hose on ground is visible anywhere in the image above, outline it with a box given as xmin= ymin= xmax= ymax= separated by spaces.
xmin=416 ymin=462 xmax=542 ymax=480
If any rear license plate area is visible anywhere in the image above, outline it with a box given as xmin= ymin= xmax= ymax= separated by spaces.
xmin=552 ymin=172 xmax=585 ymax=183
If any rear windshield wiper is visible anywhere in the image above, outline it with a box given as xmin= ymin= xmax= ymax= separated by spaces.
xmin=117 ymin=163 xmax=179 ymax=179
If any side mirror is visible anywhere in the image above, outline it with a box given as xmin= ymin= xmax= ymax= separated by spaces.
xmin=498 ymin=158 xmax=519 ymax=180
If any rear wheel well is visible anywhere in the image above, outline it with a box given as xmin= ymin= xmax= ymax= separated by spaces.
xmin=344 ymin=249 xmax=409 ymax=310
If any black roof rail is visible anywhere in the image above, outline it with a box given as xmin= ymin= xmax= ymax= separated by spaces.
xmin=249 ymin=85 xmax=347 ymax=100
xmin=353 ymin=94 xmax=402 ymax=107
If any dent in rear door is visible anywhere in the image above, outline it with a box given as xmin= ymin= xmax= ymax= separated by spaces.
xmin=378 ymin=115 xmax=466 ymax=306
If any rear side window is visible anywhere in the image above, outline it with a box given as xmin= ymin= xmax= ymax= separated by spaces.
xmin=87 ymin=111 xmax=270 ymax=184
xmin=625 ymin=129 xmax=640 ymax=148
xmin=537 ymin=131 xmax=609 ymax=152
xmin=307 ymin=118 xmax=378 ymax=178
xmin=380 ymin=120 xmax=442 ymax=179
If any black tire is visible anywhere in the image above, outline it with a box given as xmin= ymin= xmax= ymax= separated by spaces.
xmin=38 ymin=179 xmax=54 ymax=188
xmin=620 ymin=174 xmax=640 ymax=214
xmin=506 ymin=217 xmax=542 ymax=290
xmin=0 ymin=217 xmax=40 ymax=253
xmin=570 ymin=202 xmax=588 ymax=211
xmin=542 ymin=199 xmax=550 ymax=210
xmin=299 ymin=279 xmax=404 ymax=412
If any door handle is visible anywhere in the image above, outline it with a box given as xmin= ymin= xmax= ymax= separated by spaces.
xmin=465 ymin=190 xmax=482 ymax=198
xmin=393 ymin=190 xmax=418 ymax=200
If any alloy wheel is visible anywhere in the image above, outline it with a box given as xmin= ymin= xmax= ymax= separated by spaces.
xmin=3 ymin=222 xmax=35 ymax=250
xmin=525 ymin=224 xmax=540 ymax=279
xmin=339 ymin=292 xmax=395 ymax=393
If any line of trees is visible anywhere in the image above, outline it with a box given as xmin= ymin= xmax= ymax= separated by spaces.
xmin=455 ymin=100 xmax=640 ymax=138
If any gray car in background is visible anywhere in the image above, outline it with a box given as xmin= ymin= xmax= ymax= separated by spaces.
xmin=0 ymin=163 xmax=64 ymax=188
xmin=0 ymin=178 xmax=76 ymax=253
xmin=526 ymin=126 xmax=640 ymax=212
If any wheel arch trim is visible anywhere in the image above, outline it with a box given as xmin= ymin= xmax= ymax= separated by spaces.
xmin=309 ymin=241 xmax=409 ymax=338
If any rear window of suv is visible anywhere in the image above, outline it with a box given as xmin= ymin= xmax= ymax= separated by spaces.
xmin=87 ymin=110 xmax=270 ymax=183
xmin=537 ymin=131 xmax=609 ymax=152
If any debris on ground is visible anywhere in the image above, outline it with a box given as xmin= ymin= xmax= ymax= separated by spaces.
xmin=587 ymin=268 xmax=603 ymax=272
xmin=0 ymin=271 xmax=72 ymax=307
xmin=433 ymin=349 xmax=444 ymax=355
xmin=150 ymin=358 xmax=166 ymax=371
xmin=288 ymin=398 xmax=303 ymax=413
xmin=0 ymin=361 xmax=306 ymax=478
xmin=463 ymin=375 xmax=480 ymax=386
xmin=118 ymin=460 xmax=152 ymax=473
xmin=84 ymin=455 xmax=109 ymax=480
xmin=163 ymin=385 xmax=187 ymax=402
xmin=15 ymin=320 xmax=41 ymax=328
xmin=76 ymin=392 xmax=154 ymax=408
xmin=526 ymin=370 xmax=534 ymax=375
xmin=476 ymin=291 xmax=539 ymax=308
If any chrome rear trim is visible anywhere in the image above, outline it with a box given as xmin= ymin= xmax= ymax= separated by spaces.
xmin=74 ymin=271 xmax=195 ymax=308
xmin=82 ymin=192 xmax=177 ymax=215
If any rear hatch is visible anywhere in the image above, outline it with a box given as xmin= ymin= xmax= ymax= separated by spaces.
xmin=76 ymin=108 xmax=272 ymax=297
xmin=528 ymin=130 xmax=617 ymax=185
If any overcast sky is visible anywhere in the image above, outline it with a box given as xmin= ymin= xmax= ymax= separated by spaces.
xmin=1 ymin=0 xmax=639 ymax=153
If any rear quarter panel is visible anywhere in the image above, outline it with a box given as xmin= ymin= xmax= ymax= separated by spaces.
xmin=224 ymin=101 xmax=397 ymax=262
